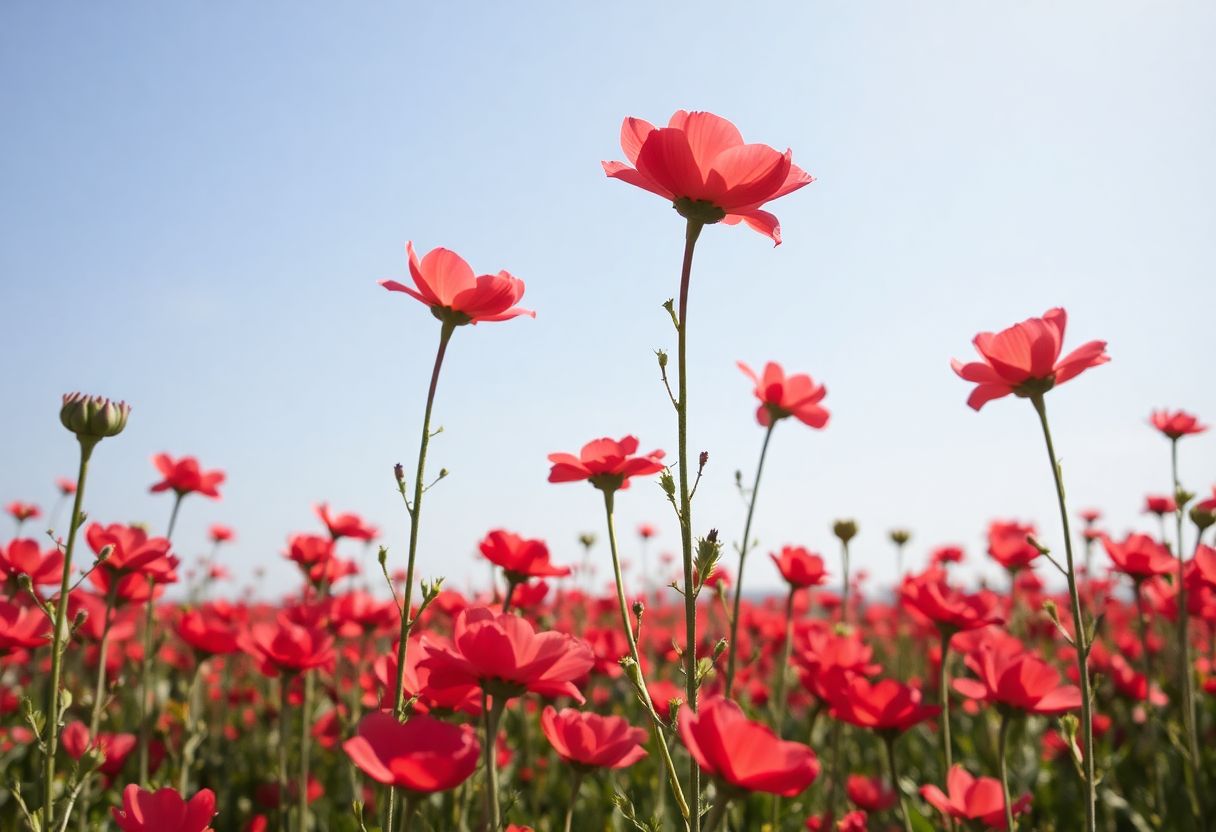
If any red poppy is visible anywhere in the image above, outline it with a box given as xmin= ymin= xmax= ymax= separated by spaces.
xmin=111 ymin=784 xmax=216 ymax=832
xmin=951 ymin=308 xmax=1108 ymax=410
xmin=176 ymin=609 xmax=240 ymax=656
xmin=420 ymin=606 xmax=594 ymax=702
xmin=1142 ymin=495 xmax=1177 ymax=516
xmin=343 ymin=711 xmax=479 ymax=793
xmin=1150 ymin=409 xmax=1207 ymax=439
xmin=678 ymin=696 xmax=818 ymax=796
xmin=547 ymin=436 xmax=666 ymax=492
xmin=953 ymin=640 xmax=1081 ymax=715
xmin=61 ymin=721 xmax=137 ymax=777
xmin=930 ymin=545 xmax=965 ymax=566
xmin=86 ymin=523 xmax=178 ymax=586
xmin=240 ymin=618 xmax=335 ymax=676
xmin=540 ymin=706 xmax=647 ymax=770
xmin=380 ymin=242 xmax=533 ymax=326
xmin=208 ymin=524 xmax=235 ymax=544
xmin=56 ymin=477 xmax=77 ymax=496
xmin=986 ymin=521 xmax=1040 ymax=572
xmin=771 ymin=546 xmax=828 ymax=589
xmin=5 ymin=501 xmax=40 ymax=522
xmin=1102 ymin=533 xmax=1175 ymax=580
xmin=826 ymin=677 xmax=940 ymax=733
xmin=0 ymin=600 xmax=51 ymax=653
xmin=1078 ymin=508 xmax=1102 ymax=523
xmin=314 ymin=503 xmax=378 ymax=541
xmin=738 ymin=362 xmax=829 ymax=428
xmin=638 ymin=523 xmax=658 ymax=540
xmin=603 ymin=110 xmax=813 ymax=244
xmin=900 ymin=571 xmax=1003 ymax=633
xmin=920 ymin=765 xmax=1030 ymax=830
xmin=846 ymin=774 xmax=897 ymax=812
xmin=479 ymin=530 xmax=571 ymax=581
xmin=150 ymin=454 xmax=225 ymax=499
xmin=0 ymin=539 xmax=63 ymax=586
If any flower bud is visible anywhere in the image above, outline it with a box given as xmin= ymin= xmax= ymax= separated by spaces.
xmin=833 ymin=519 xmax=858 ymax=544
xmin=60 ymin=393 xmax=130 ymax=443
xmin=578 ymin=533 xmax=596 ymax=550
xmin=393 ymin=463 xmax=406 ymax=488
xmin=656 ymin=349 xmax=668 ymax=369
xmin=698 ymin=451 xmax=709 ymax=470
xmin=1190 ymin=505 xmax=1216 ymax=531
xmin=889 ymin=529 xmax=911 ymax=546
xmin=659 ymin=471 xmax=676 ymax=499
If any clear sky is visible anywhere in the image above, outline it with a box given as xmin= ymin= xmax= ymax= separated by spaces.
xmin=2 ymin=2 xmax=1214 ymax=599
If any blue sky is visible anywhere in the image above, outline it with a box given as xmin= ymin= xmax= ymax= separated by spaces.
xmin=2 ymin=2 xmax=1214 ymax=598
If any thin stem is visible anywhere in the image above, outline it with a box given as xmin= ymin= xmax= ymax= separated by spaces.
xmin=938 ymin=628 xmax=954 ymax=775
xmin=883 ymin=734 xmax=914 ymax=832
xmin=298 ymin=670 xmax=314 ymax=831
xmin=501 ymin=579 xmax=517 ymax=614
xmin=724 ymin=421 xmax=776 ymax=699
xmin=401 ymin=796 xmax=419 ymax=832
xmin=675 ymin=218 xmax=704 ymax=832
xmin=602 ymin=490 xmax=690 ymax=824
xmin=702 ymin=795 xmax=730 ymax=832
xmin=769 ymin=586 xmax=797 ymax=830
xmin=387 ymin=320 xmax=456 ymax=828
xmin=279 ymin=677 xmax=292 ymax=832
xmin=563 ymin=770 xmax=585 ymax=832
xmin=177 ymin=658 xmax=206 ymax=795
xmin=1171 ymin=438 xmax=1204 ymax=823
xmin=998 ymin=711 xmax=1016 ymax=832
xmin=1134 ymin=580 xmax=1163 ymax=813
xmin=43 ymin=440 xmax=92 ymax=831
xmin=137 ymin=577 xmax=156 ymax=785
xmin=839 ymin=540 xmax=851 ymax=624
xmin=1029 ymin=394 xmax=1096 ymax=832
xmin=76 ymin=578 xmax=119 ymax=832
xmin=482 ymin=692 xmax=506 ymax=830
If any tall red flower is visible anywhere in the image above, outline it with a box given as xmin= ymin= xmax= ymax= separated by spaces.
xmin=111 ymin=784 xmax=216 ymax=832
xmin=55 ymin=477 xmax=77 ymax=496
xmin=846 ymin=774 xmax=897 ymax=812
xmin=5 ymin=501 xmax=40 ymax=522
xmin=1102 ymin=533 xmax=1175 ymax=580
xmin=771 ymin=546 xmax=828 ymax=589
xmin=900 ymin=570 xmax=1003 ymax=633
xmin=314 ymin=503 xmax=378 ymax=541
xmin=208 ymin=524 xmax=235 ymax=544
xmin=602 ymin=110 xmax=813 ymax=244
xmin=343 ymin=711 xmax=479 ymax=793
xmin=986 ymin=521 xmax=1040 ymax=572
xmin=0 ymin=600 xmax=50 ymax=653
xmin=952 ymin=639 xmax=1081 ymax=715
xmin=738 ymin=361 xmax=829 ymax=429
xmin=478 ymin=530 xmax=571 ymax=581
xmin=827 ymin=677 xmax=940 ymax=734
xmin=150 ymin=454 xmax=225 ymax=499
xmin=239 ymin=618 xmax=335 ymax=676
xmin=86 ymin=523 xmax=178 ymax=585
xmin=547 ymin=436 xmax=665 ymax=492
xmin=420 ymin=606 xmax=594 ymax=702
xmin=176 ymin=609 xmax=240 ymax=656
xmin=540 ymin=706 xmax=648 ymax=770
xmin=0 ymin=539 xmax=63 ymax=586
xmin=1143 ymin=494 xmax=1177 ymax=516
xmin=951 ymin=308 xmax=1109 ymax=410
xmin=920 ymin=765 xmax=1030 ymax=830
xmin=678 ymin=697 xmax=819 ymax=796
xmin=380 ymin=242 xmax=533 ymax=326
xmin=1150 ymin=409 xmax=1206 ymax=439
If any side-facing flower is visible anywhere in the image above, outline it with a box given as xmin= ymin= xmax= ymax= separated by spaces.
xmin=920 ymin=765 xmax=1030 ymax=830
xmin=540 ymin=706 xmax=647 ymax=770
xmin=738 ymin=361 xmax=829 ymax=428
xmin=547 ymin=436 xmax=665 ymax=493
xmin=479 ymin=530 xmax=571 ymax=581
xmin=343 ymin=711 xmax=479 ymax=793
xmin=150 ymin=454 xmax=225 ymax=499
xmin=380 ymin=242 xmax=533 ymax=326
xmin=111 ymin=784 xmax=216 ymax=832
xmin=1150 ymin=409 xmax=1206 ymax=440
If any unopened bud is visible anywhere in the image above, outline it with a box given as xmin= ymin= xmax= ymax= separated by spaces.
xmin=889 ymin=529 xmax=911 ymax=546
xmin=1027 ymin=535 xmax=1051 ymax=555
xmin=393 ymin=463 xmax=405 ymax=487
xmin=95 ymin=544 xmax=113 ymax=564
xmin=1190 ymin=505 xmax=1216 ymax=531
xmin=711 ymin=638 xmax=727 ymax=662
xmin=72 ymin=610 xmax=88 ymax=630
xmin=377 ymin=546 xmax=389 ymax=567
xmin=59 ymin=393 xmax=130 ymax=443
xmin=659 ymin=471 xmax=676 ymax=498
xmin=832 ymin=519 xmax=858 ymax=544
xmin=698 ymin=451 xmax=709 ymax=470
xmin=578 ymin=533 xmax=596 ymax=549
xmin=656 ymin=349 xmax=668 ymax=369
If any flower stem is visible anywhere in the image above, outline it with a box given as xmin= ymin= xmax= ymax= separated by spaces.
xmin=938 ymin=628 xmax=954 ymax=775
xmin=602 ymin=490 xmax=690 ymax=824
xmin=675 ymin=217 xmax=704 ymax=832
xmin=1171 ymin=438 xmax=1205 ymax=823
xmin=481 ymin=691 xmax=506 ymax=830
xmin=703 ymin=795 xmax=730 ymax=832
xmin=279 ymin=677 xmax=292 ymax=832
xmin=839 ymin=540 xmax=852 ymax=625
xmin=137 ymin=576 xmax=156 ymax=785
xmin=769 ymin=586 xmax=797 ymax=830
xmin=43 ymin=439 xmax=93 ymax=831
xmin=997 ymin=710 xmax=1016 ymax=832
xmin=177 ymin=658 xmax=206 ymax=795
xmin=75 ymin=577 xmax=120 ymax=832
xmin=883 ymin=734 xmax=914 ymax=832
xmin=386 ymin=320 xmax=456 ymax=828
xmin=563 ymin=770 xmax=585 ymax=832
xmin=1029 ymin=394 xmax=1096 ymax=832
xmin=725 ymin=421 xmax=776 ymax=699
xmin=298 ymin=669 xmax=314 ymax=831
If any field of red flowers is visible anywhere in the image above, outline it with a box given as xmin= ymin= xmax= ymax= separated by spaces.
xmin=3 ymin=111 xmax=1215 ymax=832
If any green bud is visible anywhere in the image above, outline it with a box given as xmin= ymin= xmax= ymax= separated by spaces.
xmin=59 ymin=393 xmax=130 ymax=443
xmin=889 ymin=529 xmax=911 ymax=546
xmin=1190 ymin=505 xmax=1216 ymax=531
xmin=832 ymin=519 xmax=858 ymax=544
xmin=658 ymin=470 xmax=676 ymax=499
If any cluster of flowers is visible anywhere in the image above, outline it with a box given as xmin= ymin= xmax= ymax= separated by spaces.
xmin=2 ymin=110 xmax=1214 ymax=832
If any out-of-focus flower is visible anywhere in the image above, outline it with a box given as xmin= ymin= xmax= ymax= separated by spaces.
xmin=547 ymin=436 xmax=665 ymax=492
xmin=343 ymin=712 xmax=479 ymax=793
xmin=150 ymin=454 xmax=224 ymax=499
xmin=737 ymin=361 xmax=829 ymax=428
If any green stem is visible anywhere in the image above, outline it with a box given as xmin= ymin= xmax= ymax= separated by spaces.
xmin=563 ymin=770 xmax=585 ymax=832
xmin=1029 ymin=394 xmax=1096 ymax=832
xmin=1134 ymin=580 xmax=1163 ymax=812
xmin=298 ymin=669 xmax=314 ymax=831
xmin=43 ymin=440 xmax=92 ymax=831
xmin=137 ymin=577 xmax=156 ymax=785
xmin=939 ymin=628 xmax=954 ymax=775
xmin=883 ymin=734 xmax=914 ymax=832
xmin=279 ymin=677 xmax=292 ymax=832
xmin=769 ymin=586 xmax=797 ymax=830
xmin=602 ymin=490 xmax=690 ymax=824
xmin=482 ymin=692 xmax=506 ymax=830
xmin=387 ymin=320 xmax=456 ymax=828
xmin=1171 ymin=438 xmax=1205 ymax=824
xmin=839 ymin=540 xmax=851 ymax=624
xmin=724 ymin=421 xmax=776 ymax=699
xmin=998 ymin=711 xmax=1016 ymax=832
xmin=702 ymin=795 xmax=730 ymax=832
xmin=675 ymin=218 xmax=704 ymax=832
xmin=76 ymin=577 xmax=119 ymax=832
xmin=501 ymin=579 xmax=517 ymax=614
xmin=177 ymin=658 xmax=206 ymax=795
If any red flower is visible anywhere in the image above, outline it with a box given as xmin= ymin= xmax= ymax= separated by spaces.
xmin=86 ymin=523 xmax=178 ymax=585
xmin=0 ymin=600 xmax=51 ymax=653
xmin=953 ymin=639 xmax=1081 ymax=715
xmin=638 ymin=523 xmax=657 ymax=540
xmin=5 ymin=501 xmax=40 ymax=522
xmin=603 ymin=110 xmax=813 ymax=244
xmin=421 ymin=606 xmax=594 ymax=702
xmin=826 ymin=677 xmax=940 ymax=734
xmin=380 ymin=242 xmax=533 ymax=326
xmin=900 ymin=570 xmax=1003 ymax=633
xmin=846 ymin=774 xmax=897 ymax=812
xmin=547 ymin=436 xmax=666 ymax=492
xmin=540 ymin=706 xmax=648 ymax=770
xmin=920 ymin=765 xmax=1031 ymax=830
xmin=343 ymin=711 xmax=479 ymax=793
xmin=150 ymin=454 xmax=225 ymax=499
xmin=1078 ymin=508 xmax=1102 ymax=523
xmin=479 ymin=530 xmax=571 ymax=581
xmin=240 ymin=618 xmax=335 ymax=676
xmin=951 ymin=308 xmax=1109 ymax=410
xmin=1142 ymin=494 xmax=1177 ymax=516
xmin=208 ymin=524 xmax=235 ymax=544
xmin=111 ymin=784 xmax=216 ymax=832
xmin=678 ymin=696 xmax=819 ymax=796
xmin=62 ymin=721 xmax=137 ymax=777
xmin=771 ymin=546 xmax=828 ymax=589
xmin=986 ymin=521 xmax=1040 ymax=572
xmin=314 ymin=503 xmax=377 ymax=541
xmin=1102 ymin=533 xmax=1175 ymax=580
xmin=56 ymin=477 xmax=77 ymax=496
xmin=738 ymin=362 xmax=829 ymax=429
xmin=176 ymin=609 xmax=240 ymax=656
xmin=0 ymin=539 xmax=63 ymax=586
xmin=1150 ymin=409 xmax=1207 ymax=440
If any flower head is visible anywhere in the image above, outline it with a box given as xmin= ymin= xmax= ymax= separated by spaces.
xmin=771 ymin=546 xmax=828 ymax=589
xmin=826 ymin=677 xmax=940 ymax=734
xmin=540 ymin=706 xmax=647 ymax=771
xmin=987 ymin=521 xmax=1040 ymax=573
xmin=603 ymin=110 xmax=813 ymax=244
xmin=60 ymin=393 xmax=130 ymax=443
xmin=343 ymin=712 xmax=479 ymax=793
xmin=150 ymin=454 xmax=225 ymax=499
xmin=111 ymin=784 xmax=216 ymax=832
xmin=547 ymin=436 xmax=665 ymax=493
xmin=314 ymin=503 xmax=377 ymax=541
xmin=380 ymin=243 xmax=533 ymax=326
xmin=738 ymin=361 xmax=829 ymax=428
xmin=951 ymin=308 xmax=1108 ymax=410
xmin=479 ymin=530 xmax=570 ymax=581
xmin=921 ymin=766 xmax=1031 ymax=830
xmin=953 ymin=637 xmax=1081 ymax=715
xmin=1150 ymin=409 xmax=1206 ymax=440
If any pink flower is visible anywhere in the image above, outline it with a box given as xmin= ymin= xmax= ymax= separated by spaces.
xmin=738 ymin=361 xmax=829 ymax=429
xmin=547 ymin=436 xmax=666 ymax=492
xmin=111 ymin=784 xmax=216 ymax=832
xmin=380 ymin=243 xmax=533 ymax=326
xmin=150 ymin=454 xmax=225 ymax=499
